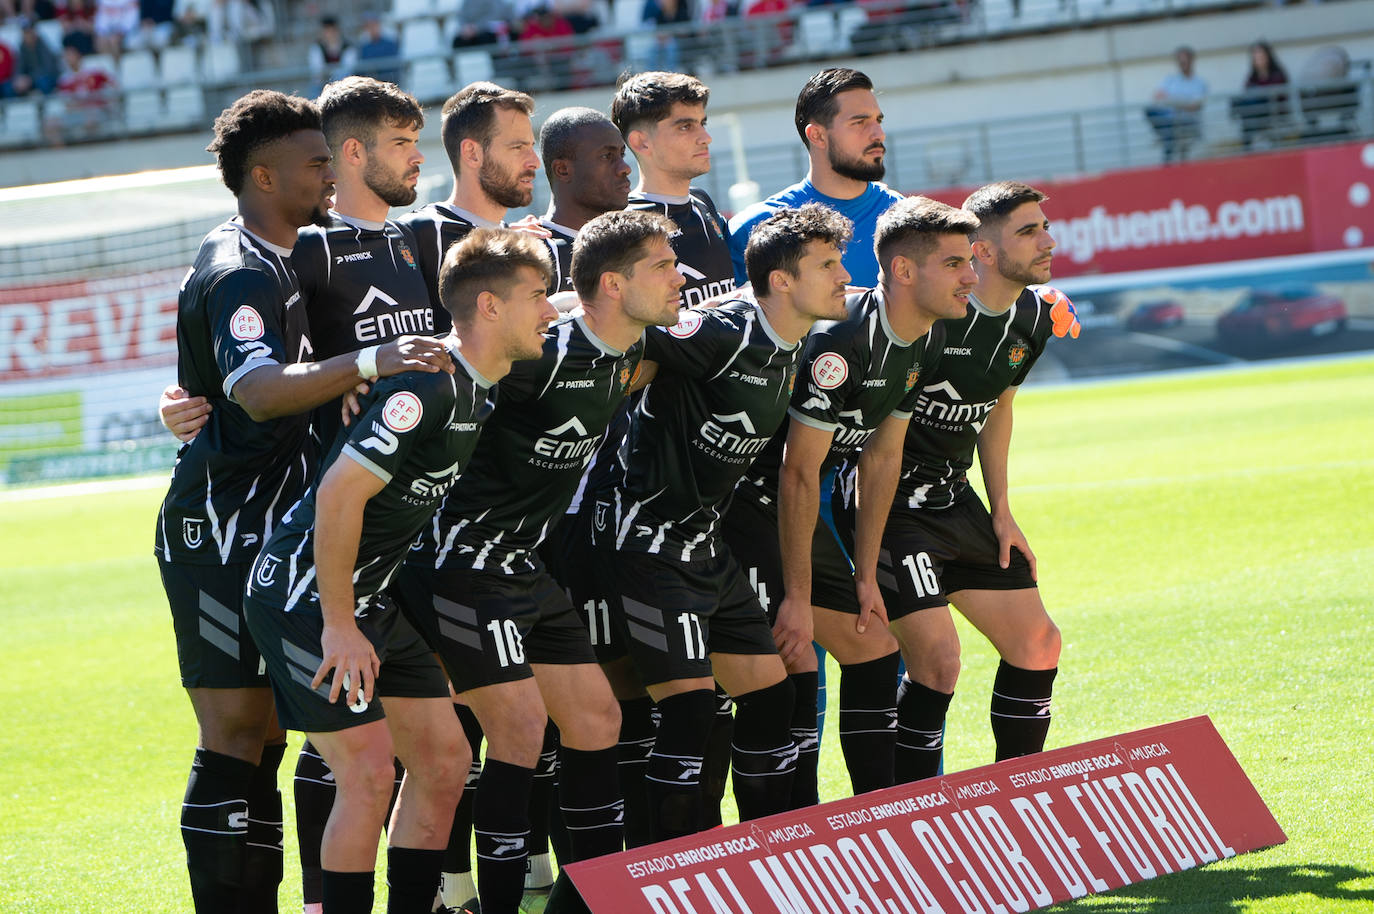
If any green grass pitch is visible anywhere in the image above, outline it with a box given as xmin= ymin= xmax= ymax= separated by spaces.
xmin=2 ymin=355 xmax=1371 ymax=913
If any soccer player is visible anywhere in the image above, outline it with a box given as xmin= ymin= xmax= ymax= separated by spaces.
xmin=392 ymin=211 xmax=683 ymax=914
xmin=728 ymin=67 xmax=903 ymax=290
xmin=880 ymin=181 xmax=1079 ymax=782
xmin=244 ymin=228 xmax=558 ymax=914
xmin=612 ymin=71 xmax=736 ymax=307
xmin=400 ymin=81 xmax=541 ymax=327
xmin=156 ymin=89 xmax=451 ymax=914
xmin=537 ymin=106 xmax=633 ymax=293
xmin=723 ymin=195 xmax=977 ymax=803
xmin=596 ymin=204 xmax=853 ymax=842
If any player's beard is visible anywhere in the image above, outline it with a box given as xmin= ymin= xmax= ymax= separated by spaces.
xmin=479 ymin=158 xmax=533 ymax=209
xmin=829 ymin=143 xmax=885 ymax=182
xmin=364 ymin=157 xmax=418 ymax=208
xmin=308 ymin=200 xmax=333 ymax=227
xmin=996 ymin=248 xmax=1051 ymax=286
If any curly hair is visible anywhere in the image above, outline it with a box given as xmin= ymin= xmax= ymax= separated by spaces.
xmin=317 ymin=76 xmax=424 ymax=152
xmin=610 ymin=71 xmax=709 ymax=136
xmin=744 ymin=203 xmax=854 ymax=292
xmin=207 ymin=90 xmax=322 ymax=197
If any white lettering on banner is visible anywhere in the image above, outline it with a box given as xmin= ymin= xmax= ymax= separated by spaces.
xmin=1056 ymin=196 xmax=1305 ymax=264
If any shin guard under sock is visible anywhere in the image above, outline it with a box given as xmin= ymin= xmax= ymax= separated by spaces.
xmin=838 ymin=652 xmax=900 ymax=794
xmin=786 ymin=671 xmax=820 ymax=808
xmin=182 ymin=748 xmax=254 ymax=914
xmin=991 ymin=661 xmax=1058 ymax=760
xmin=644 ymin=689 xmax=716 ymax=842
xmin=321 ymin=870 xmax=373 ymax=914
xmin=240 ymin=740 xmax=285 ymax=913
xmin=385 ymin=846 xmax=444 ymax=914
xmin=616 ymin=695 xmax=657 ymax=849
xmin=894 ymin=677 xmax=953 ymax=784
xmin=700 ymin=685 xmax=733 ymax=828
xmin=731 ymin=679 xmax=798 ymax=821
xmin=474 ymin=759 xmax=534 ymax=914
xmin=558 ymin=745 xmax=624 ymax=861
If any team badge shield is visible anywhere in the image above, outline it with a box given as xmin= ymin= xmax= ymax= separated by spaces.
xmin=1008 ymin=342 xmax=1028 ymax=369
xmin=905 ymin=367 xmax=920 ymax=391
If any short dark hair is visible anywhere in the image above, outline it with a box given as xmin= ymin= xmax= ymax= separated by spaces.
xmin=570 ymin=210 xmax=678 ymax=301
xmin=441 ymin=82 xmax=534 ymax=173
xmin=539 ymin=106 xmax=615 ymax=177
xmin=318 ymin=76 xmax=424 ymax=152
xmin=208 ymin=90 xmax=321 ymax=197
xmin=610 ymin=71 xmax=709 ymax=136
xmin=874 ymin=196 xmax=980 ymax=271
xmin=961 ymin=181 xmax=1047 ymax=238
xmin=438 ymin=228 xmax=553 ymax=325
xmin=794 ymin=67 xmax=873 ymax=147
xmin=744 ymin=204 xmax=853 ymax=292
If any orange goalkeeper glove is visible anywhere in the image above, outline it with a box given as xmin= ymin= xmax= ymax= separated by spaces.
xmin=1039 ymin=287 xmax=1081 ymax=339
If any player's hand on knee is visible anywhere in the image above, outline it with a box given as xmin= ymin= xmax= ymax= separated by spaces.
xmin=1038 ymin=287 xmax=1081 ymax=339
xmin=315 ymin=622 xmax=381 ymax=707
xmin=159 ymin=384 xmax=211 ymax=443
xmin=340 ymin=382 xmax=368 ymax=428
xmin=992 ymin=512 xmax=1037 ymax=581
xmin=772 ymin=595 xmax=815 ymax=667
xmin=377 ymin=335 xmax=456 ymax=376
xmin=854 ymin=577 xmax=889 ymax=635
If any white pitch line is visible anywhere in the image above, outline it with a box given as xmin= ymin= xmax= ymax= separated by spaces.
xmin=0 ymin=473 xmax=169 ymax=503
xmin=1015 ymin=458 xmax=1374 ymax=494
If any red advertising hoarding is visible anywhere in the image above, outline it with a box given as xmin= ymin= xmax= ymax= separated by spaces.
xmin=923 ymin=140 xmax=1374 ymax=279
xmin=566 ymin=716 xmax=1286 ymax=913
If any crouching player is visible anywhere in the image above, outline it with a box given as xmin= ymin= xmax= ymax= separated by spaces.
xmin=243 ymin=229 xmax=557 ymax=913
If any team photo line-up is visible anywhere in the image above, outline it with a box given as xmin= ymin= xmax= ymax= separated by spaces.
xmin=155 ymin=63 xmax=1083 ymax=914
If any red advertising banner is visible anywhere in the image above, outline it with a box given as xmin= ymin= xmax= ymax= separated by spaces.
xmin=565 ymin=716 xmax=1285 ymax=913
xmin=922 ymin=140 xmax=1374 ymax=279
xmin=0 ymin=268 xmax=181 ymax=381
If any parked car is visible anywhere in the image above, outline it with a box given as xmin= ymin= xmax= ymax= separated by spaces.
xmin=1216 ymin=286 xmax=1347 ymax=344
xmin=1126 ymin=300 xmax=1185 ymax=331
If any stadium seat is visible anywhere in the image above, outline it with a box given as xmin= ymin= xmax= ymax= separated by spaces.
xmin=159 ymin=45 xmax=199 ymax=85
xmin=393 ymin=0 xmax=435 ymax=19
xmin=624 ymin=32 xmax=655 ymax=69
xmin=0 ymin=24 xmax=20 ymax=55
xmin=125 ymin=89 xmax=164 ymax=131
xmin=455 ymin=49 xmax=495 ymax=84
xmin=797 ymin=10 xmax=836 ymax=59
xmin=3 ymin=99 xmax=42 ymax=144
xmin=165 ymin=85 xmax=207 ymax=127
xmin=203 ymin=42 xmax=242 ymax=83
xmin=433 ymin=0 xmax=462 ymax=14
xmin=83 ymin=53 xmax=118 ymax=78
xmin=836 ymin=5 xmax=867 ymax=52
xmin=407 ymin=57 xmax=451 ymax=102
xmin=119 ymin=50 xmax=160 ymax=90
xmin=400 ymin=18 xmax=444 ymax=60
xmin=612 ymin=0 xmax=642 ymax=34
xmin=36 ymin=18 xmax=64 ymax=52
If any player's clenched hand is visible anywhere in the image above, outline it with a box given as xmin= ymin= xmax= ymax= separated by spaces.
xmin=339 ymin=382 xmax=368 ymax=428
xmin=159 ymin=384 xmax=212 ymax=443
xmin=1039 ymin=287 xmax=1081 ymax=339
xmin=376 ymin=335 xmax=456 ymax=376
xmin=992 ymin=511 xmax=1037 ymax=582
xmin=314 ymin=621 xmax=380 ymax=708
xmin=507 ymin=214 xmax=553 ymax=238
xmin=772 ymin=594 xmax=815 ymax=668
xmin=854 ymin=576 xmax=889 ymax=635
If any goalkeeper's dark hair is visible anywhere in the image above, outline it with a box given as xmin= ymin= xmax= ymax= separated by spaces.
xmin=208 ymin=90 xmax=322 ymax=197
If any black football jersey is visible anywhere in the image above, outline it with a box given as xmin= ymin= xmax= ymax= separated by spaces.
xmin=738 ymin=288 xmax=945 ymax=509
xmin=626 ymin=188 xmax=735 ymax=308
xmin=413 ymin=313 xmax=642 ymax=574
xmin=898 ymin=287 xmax=1056 ymax=510
xmin=397 ymin=203 xmax=501 ymax=334
xmin=607 ymin=299 xmax=802 ymax=561
xmin=156 ymin=220 xmax=315 ymax=565
xmin=541 ymin=219 xmax=578 ymax=293
xmin=246 ymin=346 xmax=495 ymax=615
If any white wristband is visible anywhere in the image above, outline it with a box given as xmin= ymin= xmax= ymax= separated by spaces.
xmin=355 ymin=345 xmax=380 ymax=380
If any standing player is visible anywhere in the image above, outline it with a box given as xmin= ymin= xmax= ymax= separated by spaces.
xmin=156 ymin=89 xmax=451 ymax=914
xmin=724 ymin=196 xmax=977 ymax=803
xmin=401 ymin=81 xmax=540 ymax=326
xmin=613 ymin=71 xmax=736 ymax=307
xmin=597 ymin=204 xmax=853 ymax=843
xmin=244 ymin=229 xmax=558 ymax=914
xmin=728 ymin=68 xmax=903 ymax=290
xmin=880 ymin=181 xmax=1080 ymax=782
xmin=392 ymin=211 xmax=683 ymax=914
xmin=537 ymin=106 xmax=633 ymax=293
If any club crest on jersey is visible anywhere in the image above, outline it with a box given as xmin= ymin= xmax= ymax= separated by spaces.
xmin=230 ymin=305 xmax=265 ymax=341
xmin=619 ymin=364 xmax=633 ymax=392
xmin=182 ymin=518 xmax=205 ymax=549
xmin=905 ymin=367 xmax=920 ymax=391
xmin=255 ymin=555 xmax=280 ymax=587
xmin=1007 ymin=342 xmax=1028 ymax=369
xmin=788 ymin=370 xmax=796 ymax=396
xmin=398 ymin=240 xmax=416 ymax=269
xmin=811 ymin=353 xmax=848 ymax=390
xmin=668 ymin=311 xmax=703 ymax=338
xmin=382 ymin=392 xmax=423 ymax=433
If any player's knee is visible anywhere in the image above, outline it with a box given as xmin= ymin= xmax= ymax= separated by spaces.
xmin=414 ymin=729 xmax=470 ymax=801
xmin=1029 ymin=619 xmax=1062 ymax=668
xmin=908 ymin=644 xmax=961 ymax=693
xmin=482 ymin=702 xmax=547 ymax=767
xmin=334 ymin=747 xmax=400 ymax=816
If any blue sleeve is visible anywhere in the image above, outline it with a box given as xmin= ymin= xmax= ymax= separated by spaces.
xmin=727 ymin=205 xmax=768 ymax=288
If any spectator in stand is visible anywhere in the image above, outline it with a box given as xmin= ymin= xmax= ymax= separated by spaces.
xmin=172 ymin=0 xmax=211 ymax=44
xmin=356 ymin=11 xmax=400 ymax=84
xmin=308 ymin=15 xmax=355 ymax=90
xmin=1231 ymin=40 xmax=1288 ymax=148
xmin=0 ymin=37 xmax=15 ymax=97
xmin=452 ymin=0 xmax=513 ymax=48
xmin=208 ymin=0 xmax=274 ymax=45
xmin=60 ymin=0 xmax=98 ymax=56
xmin=126 ymin=0 xmax=176 ymax=51
xmin=93 ymin=0 xmax=140 ymax=58
xmin=2 ymin=0 xmax=59 ymax=20
xmin=1145 ymin=45 xmax=1208 ymax=162
xmin=640 ymin=0 xmax=690 ymax=72
xmin=517 ymin=1 xmax=573 ymax=87
xmin=13 ymin=18 xmax=61 ymax=94
xmin=45 ymin=43 xmax=116 ymax=143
